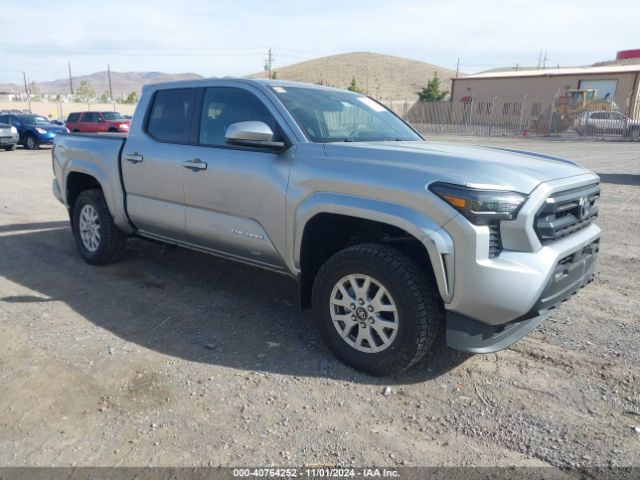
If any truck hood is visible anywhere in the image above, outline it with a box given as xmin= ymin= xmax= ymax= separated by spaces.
xmin=323 ymin=141 xmax=592 ymax=193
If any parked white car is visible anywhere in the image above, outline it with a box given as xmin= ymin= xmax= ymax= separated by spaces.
xmin=574 ymin=110 xmax=629 ymax=136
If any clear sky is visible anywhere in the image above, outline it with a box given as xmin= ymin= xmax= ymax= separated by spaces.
xmin=1 ymin=0 xmax=637 ymax=84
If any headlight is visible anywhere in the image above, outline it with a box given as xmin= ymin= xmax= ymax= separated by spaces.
xmin=429 ymin=182 xmax=527 ymax=225
xmin=10 ymin=126 xmax=17 ymax=133
xmin=119 ymin=124 xmax=129 ymax=129
xmin=35 ymin=127 xmax=47 ymax=134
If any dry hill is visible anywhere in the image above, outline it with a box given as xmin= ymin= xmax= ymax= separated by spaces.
xmin=251 ymin=52 xmax=458 ymax=101
xmin=1 ymin=71 xmax=203 ymax=96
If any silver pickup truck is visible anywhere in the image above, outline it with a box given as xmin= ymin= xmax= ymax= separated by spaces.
xmin=52 ymin=79 xmax=601 ymax=375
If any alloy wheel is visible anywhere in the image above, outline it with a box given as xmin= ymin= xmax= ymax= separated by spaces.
xmin=79 ymin=204 xmax=101 ymax=252
xmin=329 ymin=273 xmax=399 ymax=353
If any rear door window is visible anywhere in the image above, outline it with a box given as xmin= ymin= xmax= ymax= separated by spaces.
xmin=147 ymin=88 xmax=194 ymax=143
xmin=82 ymin=112 xmax=101 ymax=122
xmin=67 ymin=113 xmax=81 ymax=122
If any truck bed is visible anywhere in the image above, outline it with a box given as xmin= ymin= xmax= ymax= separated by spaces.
xmin=53 ymin=132 xmax=132 ymax=233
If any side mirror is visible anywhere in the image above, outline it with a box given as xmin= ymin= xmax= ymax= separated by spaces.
xmin=225 ymin=121 xmax=286 ymax=151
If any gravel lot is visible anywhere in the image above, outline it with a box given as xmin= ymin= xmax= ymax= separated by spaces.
xmin=0 ymin=137 xmax=638 ymax=469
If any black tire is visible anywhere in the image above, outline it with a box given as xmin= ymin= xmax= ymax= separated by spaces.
xmin=3 ymin=144 xmax=17 ymax=151
xmin=312 ymin=243 xmax=442 ymax=376
xmin=72 ymin=189 xmax=127 ymax=265
xmin=72 ymin=129 xmax=80 ymax=133
xmin=24 ymin=134 xmax=38 ymax=150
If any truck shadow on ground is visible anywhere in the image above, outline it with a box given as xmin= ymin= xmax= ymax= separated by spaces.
xmin=0 ymin=222 xmax=471 ymax=385
xmin=596 ymin=173 xmax=640 ymax=186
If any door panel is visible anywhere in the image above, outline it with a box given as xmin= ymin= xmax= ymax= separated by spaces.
xmin=122 ymin=87 xmax=196 ymax=241
xmin=182 ymin=145 xmax=291 ymax=267
xmin=181 ymin=86 xmax=292 ymax=268
xmin=122 ymin=139 xmax=188 ymax=239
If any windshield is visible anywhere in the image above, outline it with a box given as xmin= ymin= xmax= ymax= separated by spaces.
xmin=272 ymin=86 xmax=421 ymax=143
xmin=101 ymin=112 xmax=125 ymax=120
xmin=17 ymin=115 xmax=49 ymax=125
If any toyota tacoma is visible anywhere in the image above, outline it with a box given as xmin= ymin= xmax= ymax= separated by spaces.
xmin=52 ymin=79 xmax=601 ymax=375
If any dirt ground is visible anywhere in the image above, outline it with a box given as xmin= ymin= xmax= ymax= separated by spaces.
xmin=0 ymin=137 xmax=638 ymax=469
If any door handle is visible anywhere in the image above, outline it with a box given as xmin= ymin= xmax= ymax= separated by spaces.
xmin=182 ymin=159 xmax=208 ymax=171
xmin=124 ymin=153 xmax=144 ymax=164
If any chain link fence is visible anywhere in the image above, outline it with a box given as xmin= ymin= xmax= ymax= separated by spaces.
xmin=392 ymin=78 xmax=640 ymax=141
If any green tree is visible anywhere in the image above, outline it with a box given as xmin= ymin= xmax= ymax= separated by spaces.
xmin=418 ymin=74 xmax=449 ymax=101
xmin=347 ymin=77 xmax=363 ymax=93
xmin=75 ymin=81 xmax=96 ymax=102
xmin=270 ymin=70 xmax=278 ymax=80
xmin=99 ymin=91 xmax=111 ymax=103
xmin=124 ymin=91 xmax=138 ymax=104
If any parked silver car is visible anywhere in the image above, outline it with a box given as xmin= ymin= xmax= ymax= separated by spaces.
xmin=574 ymin=110 xmax=629 ymax=136
xmin=52 ymin=79 xmax=601 ymax=375
xmin=0 ymin=122 xmax=19 ymax=151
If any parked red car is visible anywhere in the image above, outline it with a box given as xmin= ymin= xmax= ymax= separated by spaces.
xmin=65 ymin=111 xmax=131 ymax=133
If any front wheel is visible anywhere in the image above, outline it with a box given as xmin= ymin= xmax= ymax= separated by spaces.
xmin=24 ymin=134 xmax=39 ymax=150
xmin=3 ymin=144 xmax=17 ymax=151
xmin=72 ymin=189 xmax=127 ymax=265
xmin=312 ymin=244 xmax=442 ymax=376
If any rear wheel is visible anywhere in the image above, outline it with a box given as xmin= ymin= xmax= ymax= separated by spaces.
xmin=312 ymin=243 xmax=442 ymax=376
xmin=630 ymin=128 xmax=640 ymax=141
xmin=72 ymin=189 xmax=127 ymax=265
xmin=108 ymin=127 xmax=118 ymax=133
xmin=24 ymin=134 xmax=38 ymax=150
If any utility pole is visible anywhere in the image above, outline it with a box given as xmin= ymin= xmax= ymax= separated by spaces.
xmin=537 ymin=50 xmax=542 ymax=69
xmin=265 ymin=48 xmax=273 ymax=79
xmin=455 ymin=58 xmax=460 ymax=78
xmin=542 ymin=50 xmax=548 ymax=69
xmin=23 ymin=71 xmax=31 ymax=112
xmin=107 ymin=63 xmax=114 ymax=105
xmin=68 ymin=62 xmax=74 ymax=95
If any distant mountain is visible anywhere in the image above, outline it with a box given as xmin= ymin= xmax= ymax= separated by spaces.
xmin=0 ymin=71 xmax=204 ymax=96
xmin=1 ymin=52 xmax=459 ymax=101
xmin=250 ymin=51 xmax=459 ymax=100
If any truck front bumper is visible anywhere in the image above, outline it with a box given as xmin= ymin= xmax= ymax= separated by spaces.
xmin=446 ymin=235 xmax=599 ymax=353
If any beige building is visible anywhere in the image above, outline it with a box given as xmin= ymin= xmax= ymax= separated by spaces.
xmin=449 ymin=64 xmax=640 ymax=125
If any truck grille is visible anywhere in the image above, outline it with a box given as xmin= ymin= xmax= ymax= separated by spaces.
xmin=488 ymin=223 xmax=502 ymax=258
xmin=535 ymin=183 xmax=600 ymax=244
